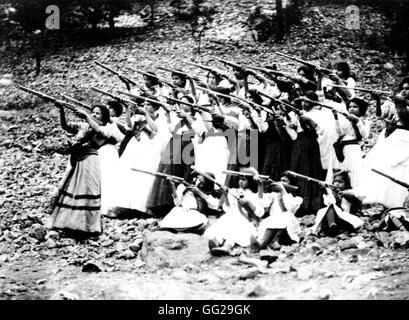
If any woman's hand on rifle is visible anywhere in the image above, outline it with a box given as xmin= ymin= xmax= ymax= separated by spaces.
xmin=74 ymin=108 xmax=88 ymax=120
xmin=347 ymin=114 xmax=360 ymax=124
xmin=332 ymin=109 xmax=339 ymax=120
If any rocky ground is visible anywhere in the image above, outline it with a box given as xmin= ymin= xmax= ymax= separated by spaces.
xmin=1 ymin=1 xmax=409 ymax=300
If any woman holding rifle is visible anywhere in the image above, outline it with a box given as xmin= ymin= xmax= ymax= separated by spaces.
xmin=49 ymin=104 xmax=117 ymax=238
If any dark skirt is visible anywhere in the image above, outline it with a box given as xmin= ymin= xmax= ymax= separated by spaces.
xmin=50 ymin=153 xmax=102 ymax=234
xmin=259 ymin=134 xmax=291 ymax=183
xmin=290 ymin=132 xmax=324 ymax=215
xmin=225 ymin=129 xmax=259 ymax=188
xmin=146 ymin=132 xmax=195 ymax=216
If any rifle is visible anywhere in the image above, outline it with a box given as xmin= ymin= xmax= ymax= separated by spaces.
xmin=94 ymin=60 xmax=137 ymax=86
xmin=256 ymin=90 xmax=301 ymax=115
xmin=117 ymin=90 xmax=174 ymax=113
xmin=328 ymin=84 xmax=393 ymax=96
xmin=371 ymin=168 xmax=409 ymax=189
xmin=61 ymin=94 xmax=92 ymax=111
xmin=90 ymin=87 xmax=141 ymax=108
xmin=18 ymin=86 xmax=79 ymax=112
xmin=185 ymin=60 xmax=224 ymax=76
xmin=275 ymin=52 xmax=333 ymax=74
xmin=252 ymin=68 xmax=295 ymax=79
xmin=191 ymin=166 xmax=241 ymax=200
xmin=285 ymin=171 xmax=339 ymax=191
xmin=296 ymin=97 xmax=350 ymax=117
xmin=223 ymin=170 xmax=299 ymax=194
xmin=131 ymin=168 xmax=189 ymax=186
xmin=160 ymin=95 xmax=213 ymax=114
xmin=130 ymin=68 xmax=175 ymax=88
xmin=198 ymin=86 xmax=274 ymax=116
xmin=212 ymin=56 xmax=245 ymax=71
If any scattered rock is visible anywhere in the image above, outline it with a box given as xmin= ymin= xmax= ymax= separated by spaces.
xmin=239 ymin=269 xmax=261 ymax=281
xmin=365 ymin=287 xmax=379 ymax=298
xmin=318 ymin=289 xmax=332 ymax=300
xmin=82 ymin=262 xmax=102 ymax=273
xmin=45 ymin=239 xmax=57 ymax=249
xmin=339 ymin=239 xmax=357 ymax=251
xmin=29 ymin=224 xmax=46 ymax=241
xmin=391 ymin=231 xmax=409 ymax=248
xmin=247 ymin=284 xmax=267 ymax=297
xmin=129 ymin=238 xmax=144 ymax=253
xmin=117 ymin=249 xmax=136 ymax=260
xmin=301 ymin=215 xmax=315 ymax=227
xmin=45 ymin=230 xmax=60 ymax=241
xmin=139 ymin=231 xmax=209 ymax=269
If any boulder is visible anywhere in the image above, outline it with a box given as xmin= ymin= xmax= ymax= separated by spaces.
xmin=139 ymin=231 xmax=209 ymax=269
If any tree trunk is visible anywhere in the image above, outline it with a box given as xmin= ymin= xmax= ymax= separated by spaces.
xmin=150 ymin=3 xmax=155 ymax=25
xmin=276 ymin=0 xmax=284 ymax=41
xmin=108 ymin=10 xmax=115 ymax=30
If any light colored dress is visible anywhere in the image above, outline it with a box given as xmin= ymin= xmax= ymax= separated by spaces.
xmin=311 ymin=189 xmax=364 ymax=235
xmin=335 ymin=115 xmax=371 ymax=188
xmin=112 ymin=109 xmax=172 ymax=213
xmin=203 ymin=188 xmax=264 ymax=247
xmin=159 ymin=184 xmax=219 ymax=231
xmin=257 ymin=192 xmax=303 ymax=242
xmin=359 ymin=128 xmax=409 ymax=208
xmin=98 ymin=122 xmax=124 ymax=215
xmin=192 ymin=113 xmax=230 ymax=184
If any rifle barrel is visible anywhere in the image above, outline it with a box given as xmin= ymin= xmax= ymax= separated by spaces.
xmin=61 ymin=94 xmax=92 ymax=111
xmin=329 ymin=84 xmax=393 ymax=96
xmin=94 ymin=61 xmax=137 ymax=86
xmin=18 ymin=86 xmax=78 ymax=112
xmin=371 ymin=168 xmax=409 ymax=189
xmin=285 ymin=170 xmax=337 ymax=189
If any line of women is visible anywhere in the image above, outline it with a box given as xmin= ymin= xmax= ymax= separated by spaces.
xmin=47 ymin=56 xmax=409 ymax=255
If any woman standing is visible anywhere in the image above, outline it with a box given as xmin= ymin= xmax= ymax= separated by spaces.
xmin=289 ymin=95 xmax=324 ymax=216
xmin=332 ymin=97 xmax=370 ymax=188
xmin=147 ymin=96 xmax=204 ymax=217
xmin=49 ymin=104 xmax=113 ymax=238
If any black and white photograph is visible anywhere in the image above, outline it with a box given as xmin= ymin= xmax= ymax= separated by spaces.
xmin=0 ymin=0 xmax=409 ymax=307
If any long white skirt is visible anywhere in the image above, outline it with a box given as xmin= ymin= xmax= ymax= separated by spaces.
xmin=311 ymin=204 xmax=364 ymax=234
xmin=194 ymin=135 xmax=230 ymax=185
xmin=98 ymin=144 xmax=120 ymax=215
xmin=359 ymin=129 xmax=409 ymax=208
xmin=113 ymin=133 xmax=168 ymax=213
xmin=338 ymin=144 xmax=364 ymax=189
xmin=203 ymin=211 xmax=257 ymax=247
xmin=160 ymin=207 xmax=208 ymax=231
xmin=257 ymin=212 xmax=301 ymax=243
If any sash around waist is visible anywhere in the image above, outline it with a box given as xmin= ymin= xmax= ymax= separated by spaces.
xmin=69 ymin=144 xmax=98 ymax=166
